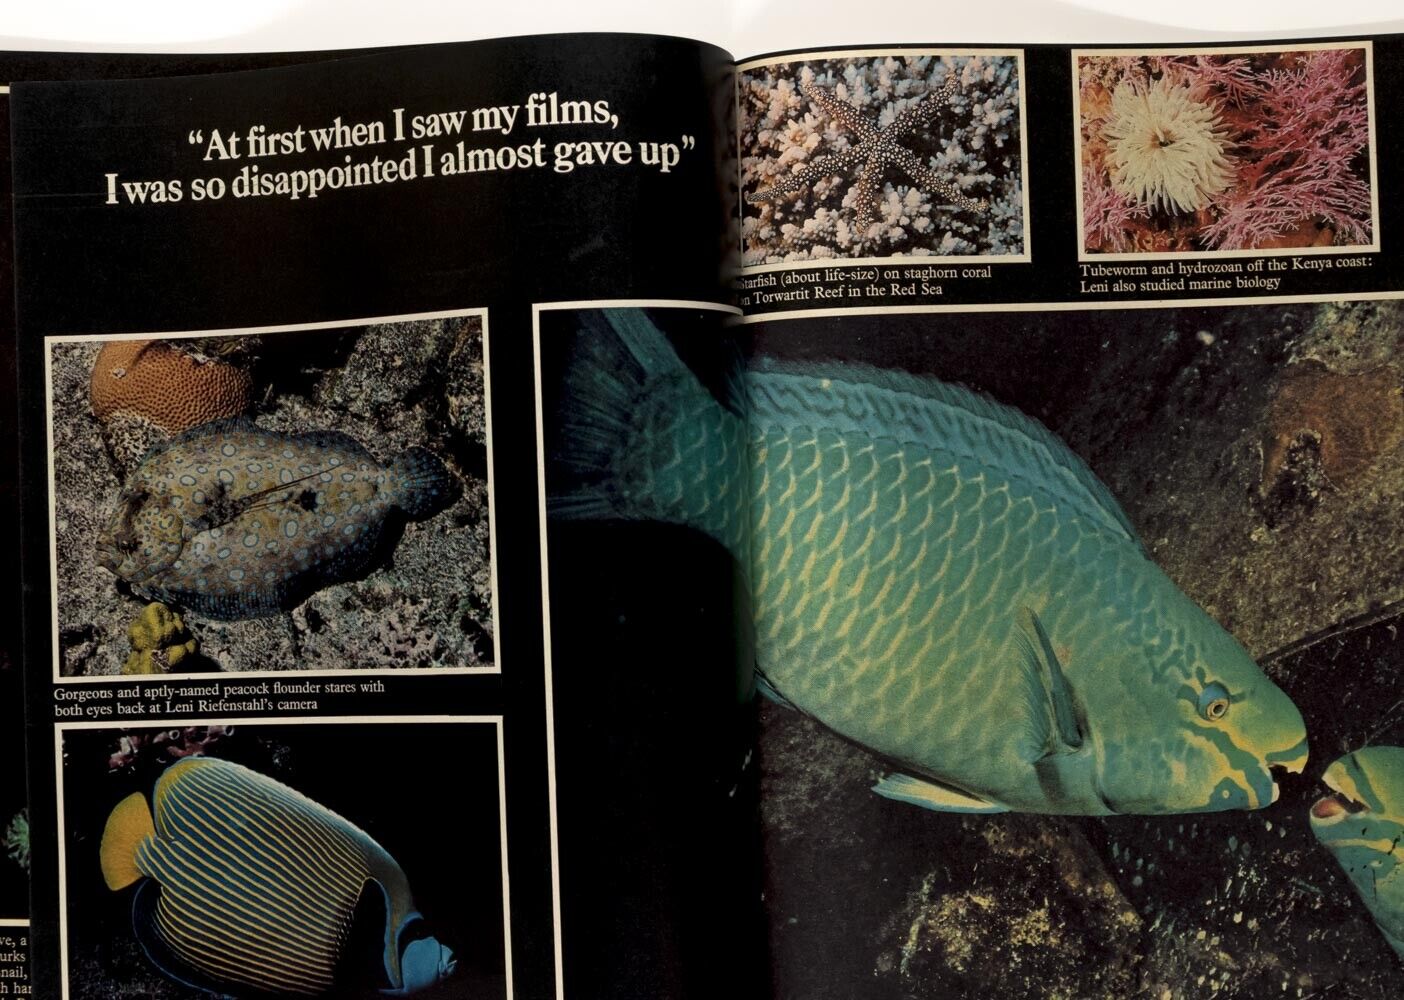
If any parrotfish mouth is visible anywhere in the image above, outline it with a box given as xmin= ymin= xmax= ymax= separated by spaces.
xmin=1263 ymin=740 xmax=1311 ymax=806
xmin=1246 ymin=747 xmax=1308 ymax=808
xmin=1311 ymin=760 xmax=1372 ymax=825
xmin=1312 ymin=791 xmax=1368 ymax=821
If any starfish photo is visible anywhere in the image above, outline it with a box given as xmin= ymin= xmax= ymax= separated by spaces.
xmin=748 ymin=77 xmax=988 ymax=241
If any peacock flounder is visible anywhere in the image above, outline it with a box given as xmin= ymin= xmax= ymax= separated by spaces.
xmin=550 ymin=311 xmax=1308 ymax=816
xmin=97 ymin=418 xmax=454 ymax=620
xmin=1310 ymin=747 xmax=1404 ymax=959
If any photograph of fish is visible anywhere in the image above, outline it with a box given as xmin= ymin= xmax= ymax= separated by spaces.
xmin=1076 ymin=44 xmax=1377 ymax=255
xmin=542 ymin=302 xmax=1404 ymax=997
xmin=60 ymin=720 xmax=508 ymax=999
xmin=738 ymin=52 xmax=1027 ymax=265
xmin=47 ymin=315 xmax=496 ymax=677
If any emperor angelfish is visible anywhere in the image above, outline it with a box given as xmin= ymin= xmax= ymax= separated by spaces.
xmin=100 ymin=756 xmax=456 ymax=996
xmin=548 ymin=310 xmax=1309 ymax=815
xmin=97 ymin=418 xmax=455 ymax=620
xmin=1311 ymin=748 xmax=1404 ymax=959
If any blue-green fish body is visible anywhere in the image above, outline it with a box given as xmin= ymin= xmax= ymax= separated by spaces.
xmin=100 ymin=756 xmax=455 ymax=996
xmin=97 ymin=418 xmax=454 ymax=620
xmin=1311 ymin=748 xmax=1404 ymax=958
xmin=551 ymin=311 xmax=1308 ymax=815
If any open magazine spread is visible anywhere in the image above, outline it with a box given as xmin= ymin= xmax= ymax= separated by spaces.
xmin=5 ymin=27 xmax=1404 ymax=1000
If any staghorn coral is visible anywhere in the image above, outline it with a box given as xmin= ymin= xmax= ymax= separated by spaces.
xmin=91 ymin=339 xmax=254 ymax=471
xmin=748 ymin=77 xmax=986 ymax=241
xmin=1080 ymin=47 xmax=1373 ymax=254
xmin=741 ymin=55 xmax=1023 ymax=262
xmin=3 ymin=810 xmax=28 ymax=872
xmin=122 ymin=601 xmax=199 ymax=675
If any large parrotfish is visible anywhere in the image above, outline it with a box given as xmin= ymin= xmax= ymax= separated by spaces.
xmin=549 ymin=310 xmax=1309 ymax=815
xmin=97 ymin=418 xmax=454 ymax=620
xmin=100 ymin=756 xmax=456 ymax=996
xmin=1310 ymin=747 xmax=1404 ymax=958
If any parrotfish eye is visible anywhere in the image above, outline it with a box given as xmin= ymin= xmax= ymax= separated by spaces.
xmin=1198 ymin=682 xmax=1231 ymax=722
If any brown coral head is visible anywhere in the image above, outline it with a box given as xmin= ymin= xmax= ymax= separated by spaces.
xmin=90 ymin=338 xmax=254 ymax=435
xmin=1261 ymin=361 xmax=1404 ymax=492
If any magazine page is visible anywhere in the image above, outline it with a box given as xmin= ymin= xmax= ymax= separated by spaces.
xmin=0 ymin=48 xmax=385 ymax=1000
xmin=727 ymin=34 xmax=1404 ymax=999
xmin=8 ymin=34 xmax=746 ymax=1000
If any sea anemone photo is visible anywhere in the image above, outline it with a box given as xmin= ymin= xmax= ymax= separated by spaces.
xmin=1076 ymin=45 xmax=1377 ymax=255
xmin=739 ymin=51 xmax=1028 ymax=265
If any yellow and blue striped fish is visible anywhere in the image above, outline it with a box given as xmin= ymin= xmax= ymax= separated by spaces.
xmin=100 ymin=756 xmax=455 ymax=997
xmin=549 ymin=310 xmax=1309 ymax=816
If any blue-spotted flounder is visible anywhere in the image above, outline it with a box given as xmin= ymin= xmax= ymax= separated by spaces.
xmin=550 ymin=311 xmax=1309 ymax=815
xmin=100 ymin=756 xmax=456 ymax=996
xmin=1311 ymin=747 xmax=1404 ymax=959
xmin=97 ymin=418 xmax=454 ymax=620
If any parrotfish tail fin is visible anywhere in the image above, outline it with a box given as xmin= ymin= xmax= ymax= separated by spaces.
xmin=547 ymin=308 xmax=749 ymax=557
xmin=389 ymin=447 xmax=457 ymax=520
xmin=100 ymin=791 xmax=155 ymax=891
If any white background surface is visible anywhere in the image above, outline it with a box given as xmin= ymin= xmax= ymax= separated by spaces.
xmin=0 ymin=0 xmax=1401 ymax=56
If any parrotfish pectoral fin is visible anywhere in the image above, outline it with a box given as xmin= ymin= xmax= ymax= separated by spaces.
xmin=755 ymin=672 xmax=797 ymax=710
xmin=1015 ymin=607 xmax=1085 ymax=757
xmin=873 ymin=773 xmax=1008 ymax=814
xmin=100 ymin=791 xmax=155 ymax=891
xmin=131 ymin=881 xmax=236 ymax=999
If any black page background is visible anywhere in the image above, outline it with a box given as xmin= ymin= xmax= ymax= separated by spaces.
xmin=11 ymin=34 xmax=740 ymax=999
xmin=0 ymin=45 xmax=379 ymax=990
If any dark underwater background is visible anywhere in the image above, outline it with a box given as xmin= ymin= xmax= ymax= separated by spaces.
xmin=749 ymin=301 xmax=1404 ymax=999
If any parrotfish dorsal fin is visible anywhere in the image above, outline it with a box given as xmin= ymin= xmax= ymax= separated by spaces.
xmin=747 ymin=359 xmax=1146 ymax=552
xmin=1015 ymin=607 xmax=1086 ymax=759
xmin=100 ymin=791 xmax=155 ymax=891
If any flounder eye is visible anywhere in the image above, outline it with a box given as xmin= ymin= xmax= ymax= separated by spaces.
xmin=1198 ymin=682 xmax=1231 ymax=722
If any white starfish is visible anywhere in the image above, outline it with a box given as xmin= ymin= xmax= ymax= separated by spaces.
xmin=749 ymin=78 xmax=987 ymax=240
